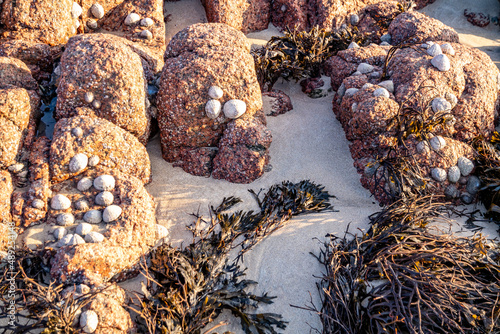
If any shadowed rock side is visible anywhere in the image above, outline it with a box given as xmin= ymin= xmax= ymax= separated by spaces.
xmin=157 ymin=23 xmax=271 ymax=183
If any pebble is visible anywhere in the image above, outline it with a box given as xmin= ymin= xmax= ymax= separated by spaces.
xmin=53 ymin=227 xmax=67 ymax=240
xmin=440 ymin=43 xmax=455 ymax=56
xmin=8 ymin=163 xmax=24 ymax=173
xmin=431 ymin=167 xmax=447 ymax=182
xmin=77 ymin=177 xmax=93 ymax=192
xmin=80 ymin=310 xmax=99 ymax=333
xmin=223 ymin=99 xmax=247 ymax=119
xmin=431 ymin=97 xmax=452 ymax=112
xmin=31 ymin=199 xmax=44 ymax=210
xmin=352 ymin=71 xmax=362 ymax=76
xmin=466 ymin=176 xmax=481 ymax=194
xmin=57 ymin=213 xmax=75 ymax=226
xmin=87 ymin=19 xmax=98 ymax=29
xmin=91 ymin=3 xmax=104 ymax=19
xmin=71 ymin=2 xmax=83 ymax=18
xmin=337 ymin=83 xmax=346 ymax=98
xmin=84 ymin=92 xmax=94 ymax=103
xmin=85 ymin=231 xmax=105 ymax=243
xmin=380 ymin=33 xmax=392 ymax=43
xmin=369 ymin=71 xmax=380 ymax=79
xmin=140 ymin=17 xmax=154 ymax=27
xmin=357 ymin=63 xmax=374 ymax=74
xmin=58 ymin=234 xmax=85 ymax=247
xmin=156 ymin=224 xmax=169 ymax=240
xmin=429 ymin=136 xmax=446 ymax=151
xmin=93 ymin=175 xmax=115 ymax=191
xmin=431 ymin=54 xmax=451 ymax=72
xmin=351 ymin=102 xmax=358 ymax=112
xmin=416 ymin=141 xmax=430 ymax=154
xmin=140 ymin=30 xmax=153 ymax=40
xmin=380 ymin=41 xmax=391 ymax=46
xmin=350 ymin=14 xmax=359 ymax=26
xmin=378 ymin=80 xmax=394 ymax=93
xmin=84 ymin=210 xmax=102 ymax=224
xmin=444 ymin=185 xmax=459 ymax=198
xmin=345 ymin=88 xmax=359 ymax=97
xmin=75 ymin=223 xmax=93 ymax=236
xmin=361 ymin=83 xmax=373 ymax=90
xmin=88 ymin=155 xmax=100 ymax=167
xmin=103 ymin=205 xmax=122 ymax=222
xmin=208 ymin=86 xmax=223 ymax=99
xmin=51 ymin=194 xmax=71 ymax=210
xmin=205 ymin=100 xmax=221 ymax=119
xmin=125 ymin=13 xmax=140 ymax=25
xmin=348 ymin=42 xmax=359 ymax=49
xmin=457 ymin=156 xmax=474 ymax=176
xmin=95 ymin=191 xmax=114 ymax=206
xmin=426 ymin=43 xmax=442 ymax=57
xmin=69 ymin=153 xmax=88 ymax=173
xmin=448 ymin=166 xmax=461 ymax=183
xmin=75 ymin=199 xmax=90 ymax=211
xmin=373 ymin=87 xmax=390 ymax=98
xmin=461 ymin=192 xmax=474 ymax=204
xmin=445 ymin=92 xmax=458 ymax=107
xmin=72 ymin=127 xmax=83 ymax=137
xmin=92 ymin=100 xmax=101 ymax=109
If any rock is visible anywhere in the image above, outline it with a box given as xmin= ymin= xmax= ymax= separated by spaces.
xmin=75 ymin=199 xmax=90 ymax=211
xmin=461 ymin=192 xmax=474 ymax=204
xmin=93 ymin=175 xmax=115 ymax=191
xmin=203 ymin=0 xmax=271 ymax=33
xmin=440 ymin=43 xmax=455 ymax=56
xmin=140 ymin=30 xmax=153 ymax=40
xmin=431 ymin=97 xmax=452 ymax=112
xmin=431 ymin=167 xmax=447 ymax=182
xmin=85 ymin=231 xmax=105 ymax=243
xmin=444 ymin=185 xmax=459 ymax=198
xmin=87 ymin=19 xmax=98 ymax=29
xmin=84 ymin=92 xmax=94 ymax=104
xmin=88 ymin=155 xmax=99 ymax=167
xmin=427 ymin=43 xmax=442 ymax=57
xmin=300 ymin=77 xmax=324 ymax=95
xmin=448 ymin=166 xmax=461 ymax=183
xmin=140 ymin=17 xmax=154 ymax=27
xmin=51 ymin=194 xmax=71 ymax=210
xmin=345 ymin=88 xmax=359 ymax=97
xmin=76 ymin=223 xmax=93 ymax=236
xmin=357 ymin=63 xmax=374 ymax=74
xmin=380 ymin=42 xmax=391 ymax=46
xmin=445 ymin=92 xmax=458 ymax=107
xmin=31 ymin=199 xmax=44 ymax=210
xmin=72 ymin=2 xmax=83 ymax=18
xmin=208 ymin=86 xmax=224 ymax=99
xmin=103 ymin=205 xmax=122 ymax=222
xmin=95 ymin=191 xmax=114 ymax=206
xmin=348 ymin=42 xmax=360 ymax=49
xmin=205 ymin=100 xmax=222 ymax=119
xmin=417 ymin=141 xmax=430 ymax=154
xmin=53 ymin=227 xmax=67 ymax=240
xmin=457 ymin=156 xmax=474 ymax=176
xmin=373 ymin=87 xmax=390 ymax=98
xmin=351 ymin=103 xmax=358 ymax=112
xmin=380 ymin=34 xmax=392 ymax=43
xmin=84 ymin=210 xmax=102 ymax=224
xmin=57 ymin=213 xmax=75 ymax=226
xmin=223 ymin=99 xmax=247 ymax=119
xmin=350 ymin=14 xmax=360 ymax=26
xmin=430 ymin=136 xmax=447 ymax=151
xmin=156 ymin=224 xmax=169 ymax=240
xmin=431 ymin=54 xmax=451 ymax=72
xmin=80 ymin=310 xmax=99 ymax=333
xmin=464 ymin=9 xmax=490 ymax=27
xmin=91 ymin=3 xmax=105 ymax=19
xmin=171 ymin=147 xmax=218 ymax=177
xmin=466 ymin=176 xmax=481 ymax=194
xmin=378 ymin=80 xmax=394 ymax=93
xmin=124 ymin=13 xmax=140 ymax=25
xmin=77 ymin=177 xmax=93 ymax=192
xmin=262 ymin=90 xmax=293 ymax=116
xmin=58 ymin=234 xmax=85 ymax=247
xmin=72 ymin=127 xmax=83 ymax=137
xmin=69 ymin=153 xmax=89 ymax=173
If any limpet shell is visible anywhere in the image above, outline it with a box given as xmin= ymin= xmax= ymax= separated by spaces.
xmin=84 ymin=210 xmax=102 ymax=224
xmin=51 ymin=194 xmax=71 ymax=210
xmin=93 ymin=175 xmax=115 ymax=191
xmin=103 ymin=205 xmax=122 ymax=222
xmin=69 ymin=153 xmax=88 ymax=173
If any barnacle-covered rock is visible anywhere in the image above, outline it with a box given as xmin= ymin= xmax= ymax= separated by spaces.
xmin=262 ymin=89 xmax=293 ymax=116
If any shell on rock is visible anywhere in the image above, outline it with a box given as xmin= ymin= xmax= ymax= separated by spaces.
xmin=140 ymin=17 xmax=154 ymax=27
xmin=350 ymin=14 xmax=359 ymax=25
xmin=223 ymin=99 xmax=247 ymax=119
xmin=103 ymin=205 xmax=122 ymax=222
xmin=84 ymin=210 xmax=102 ymax=224
xmin=88 ymin=155 xmax=99 ymax=167
xmin=77 ymin=177 xmax=93 ymax=192
xmin=80 ymin=310 xmax=99 ymax=333
xmin=361 ymin=83 xmax=373 ymax=90
xmin=444 ymin=185 xmax=459 ymax=198
xmin=32 ymin=198 xmax=44 ymax=210
xmin=69 ymin=153 xmax=88 ymax=173
xmin=140 ymin=30 xmax=153 ymax=40
xmin=416 ymin=140 xmax=430 ymax=154
xmin=92 ymin=100 xmax=101 ymax=109
xmin=205 ymin=100 xmax=221 ymax=119
xmin=431 ymin=167 xmax=447 ymax=182
xmin=57 ymin=213 xmax=75 ymax=226
xmin=457 ymin=156 xmax=474 ymax=176
xmin=8 ymin=163 xmax=24 ymax=173
xmin=357 ymin=63 xmax=374 ymax=74
xmin=93 ymin=175 xmax=115 ymax=191
xmin=445 ymin=92 xmax=458 ymax=107
xmin=85 ymin=231 xmax=105 ymax=243
xmin=344 ymin=88 xmax=359 ymax=97
xmin=84 ymin=92 xmax=94 ymax=103
xmin=431 ymin=97 xmax=452 ymax=112
xmin=75 ymin=223 xmax=92 ymax=236
xmin=431 ymin=54 xmax=451 ymax=72
xmin=51 ymin=194 xmax=71 ymax=210
xmin=466 ymin=176 xmax=481 ymax=195
xmin=378 ymin=80 xmax=394 ymax=93
xmin=348 ymin=42 xmax=359 ymax=49
xmin=95 ymin=191 xmax=114 ymax=206
xmin=156 ymin=224 xmax=169 ymax=240
xmin=208 ymin=86 xmax=224 ymax=99
xmin=427 ymin=43 xmax=442 ymax=57
xmin=373 ymin=87 xmax=390 ymax=98
xmin=53 ymin=227 xmax=67 ymax=240
xmin=448 ymin=166 xmax=461 ymax=183
xmin=72 ymin=127 xmax=83 ymax=137
xmin=429 ymin=136 xmax=446 ymax=151
xmin=351 ymin=102 xmax=358 ymax=112
xmin=125 ymin=13 xmax=140 ymax=25
xmin=71 ymin=2 xmax=83 ymax=18
xmin=440 ymin=43 xmax=455 ymax=56
xmin=87 ymin=19 xmax=98 ymax=29
xmin=58 ymin=234 xmax=85 ymax=247
xmin=75 ymin=199 xmax=90 ymax=211
xmin=91 ymin=3 xmax=104 ymax=19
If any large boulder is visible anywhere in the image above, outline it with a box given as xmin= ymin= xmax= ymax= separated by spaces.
xmin=56 ymin=34 xmax=151 ymax=145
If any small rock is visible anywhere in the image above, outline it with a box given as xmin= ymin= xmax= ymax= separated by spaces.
xmin=57 ymin=234 xmax=72 ymax=247
xmin=380 ymin=41 xmax=391 ymax=46
xmin=466 ymin=176 xmax=481 ymax=195
xmin=350 ymin=14 xmax=359 ymax=26
xmin=140 ymin=30 xmax=153 ymax=40
xmin=416 ymin=141 xmax=430 ymax=154
xmin=345 ymin=88 xmax=359 ymax=97
xmin=431 ymin=97 xmax=452 ymax=112
xmin=427 ymin=43 xmax=442 ymax=57
xmin=431 ymin=167 xmax=447 ymax=182
xmin=91 ymin=3 xmax=104 ymax=19
xmin=445 ymin=92 xmax=458 ymax=107
xmin=351 ymin=102 xmax=358 ymax=112
xmin=58 ymin=234 xmax=85 ymax=247
xmin=337 ymin=83 xmax=346 ymax=98
xmin=361 ymin=83 xmax=373 ymax=90
xmin=448 ymin=166 xmax=461 ymax=183
xmin=51 ymin=194 xmax=71 ymax=210
xmin=208 ymin=86 xmax=224 ymax=99
xmin=140 ymin=17 xmax=154 ymax=27
xmin=357 ymin=63 xmax=374 ymax=74
xmin=369 ymin=71 xmax=380 ymax=79
xmin=93 ymin=175 xmax=115 ymax=191
xmin=92 ymin=100 xmax=101 ymax=109
xmin=429 ymin=136 xmax=446 ymax=151
xmin=84 ymin=92 xmax=94 ymax=103
xmin=84 ymin=210 xmax=102 ymax=224
xmin=71 ymin=2 xmax=83 ymax=18
xmin=95 ymin=191 xmax=114 ymax=206
xmin=373 ymin=87 xmax=390 ymax=98
xmin=103 ymin=205 xmax=122 ymax=222
xmin=440 ymin=43 xmax=455 ymax=56
xmin=380 ymin=33 xmax=392 ymax=43
xmin=75 ymin=199 xmax=90 ymax=211
xmin=348 ymin=42 xmax=359 ymax=49
xmin=431 ymin=54 xmax=451 ymax=72
xmin=427 ymin=41 xmax=435 ymax=47
xmin=77 ymin=177 xmax=93 ymax=192
xmin=75 ymin=223 xmax=92 ymax=236
xmin=87 ymin=19 xmax=98 ymax=29
xmin=57 ymin=213 xmax=75 ymax=226
xmin=457 ymin=156 xmax=474 ymax=176
xmin=31 ymin=199 xmax=44 ymax=210
xmin=444 ymin=185 xmax=459 ymax=198
xmin=53 ymin=227 xmax=67 ymax=240
xmin=156 ymin=224 xmax=169 ymax=240
xmin=88 ymin=155 xmax=100 ymax=167
xmin=72 ymin=127 xmax=83 ymax=137
xmin=378 ymin=80 xmax=394 ymax=93
xmin=8 ymin=163 xmax=24 ymax=173
xmin=85 ymin=231 xmax=105 ymax=243
xmin=69 ymin=153 xmax=88 ymax=173
xmin=223 ymin=99 xmax=247 ymax=119
xmin=125 ymin=13 xmax=140 ymax=25
xmin=80 ymin=310 xmax=99 ymax=333
xmin=205 ymin=100 xmax=221 ymax=119
xmin=461 ymin=192 xmax=474 ymax=204
xmin=458 ymin=176 xmax=468 ymax=185
xmin=352 ymin=71 xmax=362 ymax=76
